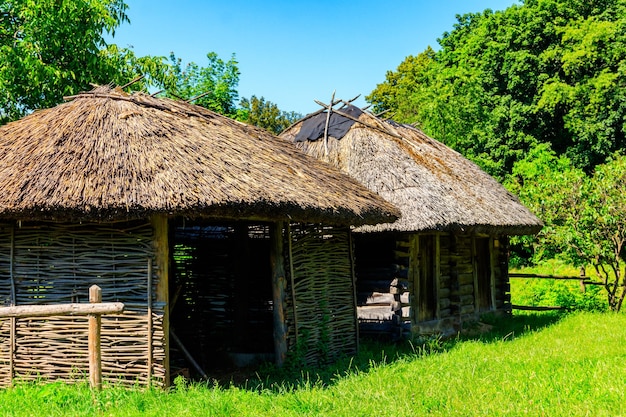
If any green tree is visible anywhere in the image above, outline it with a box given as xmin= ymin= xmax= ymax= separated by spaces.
xmin=368 ymin=0 xmax=626 ymax=178
xmin=237 ymin=95 xmax=302 ymax=134
xmin=564 ymin=155 xmax=626 ymax=311
xmin=0 ymin=0 xmax=174 ymax=124
xmin=167 ymin=52 xmax=240 ymax=117
xmin=505 ymin=143 xmax=585 ymax=263
xmin=507 ymin=147 xmax=626 ymax=311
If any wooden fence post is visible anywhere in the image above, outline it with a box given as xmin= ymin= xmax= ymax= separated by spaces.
xmin=88 ymin=285 xmax=102 ymax=390
xmin=270 ymin=221 xmax=287 ymax=367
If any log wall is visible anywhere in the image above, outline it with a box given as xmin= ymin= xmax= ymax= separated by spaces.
xmin=0 ymin=221 xmax=165 ymax=387
xmin=354 ymin=232 xmax=510 ymax=338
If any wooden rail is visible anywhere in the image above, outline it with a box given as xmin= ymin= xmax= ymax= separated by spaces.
xmin=509 ymin=273 xmax=587 ymax=281
xmin=0 ymin=285 xmax=124 ymax=390
xmin=509 ymin=270 xmax=588 ymax=312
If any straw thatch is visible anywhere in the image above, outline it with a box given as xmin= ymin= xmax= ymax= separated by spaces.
xmin=281 ymin=107 xmax=542 ymax=235
xmin=0 ymin=87 xmax=399 ymax=225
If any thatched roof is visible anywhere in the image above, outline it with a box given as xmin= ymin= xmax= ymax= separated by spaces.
xmin=0 ymin=87 xmax=399 ymax=225
xmin=280 ymin=107 xmax=542 ymax=235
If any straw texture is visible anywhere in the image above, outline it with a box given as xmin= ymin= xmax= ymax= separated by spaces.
xmin=281 ymin=111 xmax=542 ymax=235
xmin=0 ymin=87 xmax=398 ymax=226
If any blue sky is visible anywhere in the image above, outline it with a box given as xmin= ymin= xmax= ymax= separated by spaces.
xmin=110 ymin=1 xmax=520 ymax=115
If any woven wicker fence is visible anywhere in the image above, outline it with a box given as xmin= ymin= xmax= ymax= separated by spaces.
xmin=0 ymin=221 xmax=165 ymax=387
xmin=285 ymin=224 xmax=357 ymax=366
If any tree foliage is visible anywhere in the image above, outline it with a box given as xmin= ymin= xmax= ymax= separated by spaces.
xmin=506 ymin=147 xmax=626 ymax=311
xmin=0 ymin=0 xmax=247 ymax=124
xmin=237 ymin=95 xmax=302 ymax=134
xmin=167 ymin=52 xmax=240 ymax=117
xmin=0 ymin=0 xmax=174 ymax=123
xmin=368 ymin=0 xmax=626 ymax=179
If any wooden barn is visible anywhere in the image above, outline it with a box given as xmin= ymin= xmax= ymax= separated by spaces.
xmin=0 ymin=87 xmax=399 ymax=387
xmin=280 ymin=103 xmax=543 ymax=339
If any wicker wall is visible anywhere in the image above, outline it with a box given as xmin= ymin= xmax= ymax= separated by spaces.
xmin=0 ymin=221 xmax=165 ymax=387
xmin=285 ymin=224 xmax=357 ymax=366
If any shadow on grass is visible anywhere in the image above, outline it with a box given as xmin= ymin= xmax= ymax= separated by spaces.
xmin=210 ymin=311 xmax=565 ymax=391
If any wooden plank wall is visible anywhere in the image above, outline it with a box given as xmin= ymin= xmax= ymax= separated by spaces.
xmin=0 ymin=221 xmax=165 ymax=387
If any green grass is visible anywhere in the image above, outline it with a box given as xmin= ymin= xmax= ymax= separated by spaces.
xmin=511 ymin=259 xmax=609 ymax=311
xmin=1 ymin=312 xmax=625 ymax=416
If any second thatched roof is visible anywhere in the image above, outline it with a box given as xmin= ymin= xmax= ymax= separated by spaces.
xmin=281 ymin=106 xmax=542 ymax=235
xmin=0 ymin=87 xmax=399 ymax=225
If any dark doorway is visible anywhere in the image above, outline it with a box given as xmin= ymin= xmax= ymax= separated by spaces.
xmin=353 ymin=234 xmax=397 ymax=338
xmin=475 ymin=238 xmax=493 ymax=312
xmin=169 ymin=220 xmax=274 ymax=379
xmin=418 ymin=235 xmax=437 ymax=322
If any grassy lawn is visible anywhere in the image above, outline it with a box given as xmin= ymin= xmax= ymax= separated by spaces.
xmin=1 ymin=312 xmax=625 ymax=416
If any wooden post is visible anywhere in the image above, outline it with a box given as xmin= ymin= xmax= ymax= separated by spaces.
xmin=151 ymin=215 xmax=170 ymax=386
xmin=472 ymin=237 xmax=480 ymax=313
xmin=408 ymin=234 xmax=419 ymax=329
xmin=9 ymin=224 xmax=15 ymax=384
xmin=270 ymin=221 xmax=287 ymax=367
xmin=348 ymin=229 xmax=359 ymax=351
xmin=490 ymin=237 xmax=497 ymax=310
xmin=322 ymin=91 xmax=336 ymax=158
xmin=88 ymin=285 xmax=102 ymax=390
xmin=434 ymin=234 xmax=441 ymax=319
xmin=287 ymin=224 xmax=299 ymax=347
xmin=147 ymin=258 xmax=153 ymax=386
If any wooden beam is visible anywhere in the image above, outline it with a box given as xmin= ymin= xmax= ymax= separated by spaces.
xmin=489 ymin=237 xmax=497 ymax=311
xmin=270 ymin=221 xmax=287 ymax=367
xmin=408 ymin=234 xmax=419 ymax=326
xmin=151 ymin=214 xmax=170 ymax=386
xmin=147 ymin=258 xmax=153 ymax=386
xmin=9 ymin=224 xmax=15 ymax=384
xmin=511 ymin=305 xmax=568 ymax=311
xmin=509 ymin=273 xmax=589 ymax=280
xmin=120 ymin=74 xmax=144 ymax=90
xmin=170 ymin=329 xmax=208 ymax=380
xmin=348 ymin=229 xmax=359 ymax=351
xmin=0 ymin=302 xmax=124 ymax=318
xmin=287 ymin=224 xmax=299 ymax=347
xmin=435 ymin=234 xmax=441 ymax=320
xmin=472 ymin=237 xmax=480 ymax=313
xmin=322 ymin=91 xmax=335 ymax=157
xmin=282 ymin=97 xmax=342 ymax=134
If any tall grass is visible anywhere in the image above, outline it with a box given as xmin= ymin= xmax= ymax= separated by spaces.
xmin=1 ymin=312 xmax=624 ymax=416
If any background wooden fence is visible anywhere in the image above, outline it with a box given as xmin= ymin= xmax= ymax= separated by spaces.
xmin=509 ymin=269 xmax=604 ymax=311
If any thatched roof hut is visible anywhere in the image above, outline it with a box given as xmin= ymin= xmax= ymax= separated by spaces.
xmin=281 ymin=104 xmax=542 ymax=338
xmin=0 ymin=87 xmax=398 ymax=225
xmin=0 ymin=88 xmax=399 ymax=387
xmin=280 ymin=106 xmax=541 ymax=235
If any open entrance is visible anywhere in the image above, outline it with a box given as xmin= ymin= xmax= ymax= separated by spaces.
xmin=417 ymin=235 xmax=437 ymax=322
xmin=353 ymin=234 xmax=398 ymax=338
xmin=169 ymin=220 xmax=274 ymax=380
xmin=475 ymin=237 xmax=493 ymax=312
